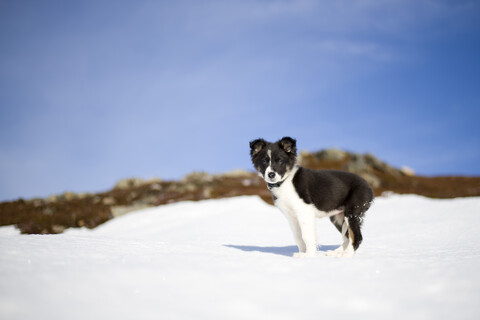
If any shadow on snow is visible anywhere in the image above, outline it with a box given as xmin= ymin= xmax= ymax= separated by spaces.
xmin=224 ymin=244 xmax=340 ymax=257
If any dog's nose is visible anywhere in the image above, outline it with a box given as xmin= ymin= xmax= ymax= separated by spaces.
xmin=268 ymin=172 xmax=276 ymax=179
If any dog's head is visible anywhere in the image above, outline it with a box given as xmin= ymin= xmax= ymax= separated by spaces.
xmin=249 ymin=137 xmax=297 ymax=184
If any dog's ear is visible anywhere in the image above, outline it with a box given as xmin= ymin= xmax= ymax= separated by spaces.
xmin=250 ymin=139 xmax=266 ymax=157
xmin=279 ymin=137 xmax=296 ymax=154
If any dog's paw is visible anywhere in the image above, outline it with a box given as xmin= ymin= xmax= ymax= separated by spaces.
xmin=293 ymin=251 xmax=317 ymax=258
xmin=325 ymin=248 xmax=354 ymax=258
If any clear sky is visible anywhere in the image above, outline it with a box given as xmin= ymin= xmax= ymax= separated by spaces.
xmin=1 ymin=0 xmax=479 ymax=201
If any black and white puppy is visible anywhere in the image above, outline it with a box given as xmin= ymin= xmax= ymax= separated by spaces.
xmin=250 ymin=137 xmax=374 ymax=257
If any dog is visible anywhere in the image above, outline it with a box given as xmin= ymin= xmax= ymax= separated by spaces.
xmin=250 ymin=137 xmax=374 ymax=257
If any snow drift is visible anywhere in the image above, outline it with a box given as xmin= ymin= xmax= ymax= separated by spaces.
xmin=1 ymin=194 xmax=479 ymax=320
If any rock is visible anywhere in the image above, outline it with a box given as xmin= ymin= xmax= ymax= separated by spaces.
xmin=110 ymin=204 xmax=152 ymax=218
xmin=315 ymin=149 xmax=347 ymax=161
xmin=127 ymin=192 xmax=138 ymax=202
xmin=182 ymin=183 xmax=197 ymax=193
xmin=359 ymin=172 xmax=381 ymax=189
xmin=42 ymin=207 xmax=54 ymax=215
xmin=401 ymin=166 xmax=415 ymax=176
xmin=167 ymin=184 xmax=178 ymax=193
xmin=242 ymin=179 xmax=253 ymax=187
xmin=102 ymin=197 xmax=116 ymax=205
xmin=32 ymin=199 xmax=44 ymax=207
xmin=45 ymin=192 xmax=77 ymax=203
xmin=343 ymin=153 xmax=382 ymax=188
xmin=51 ymin=225 xmax=65 ymax=234
xmin=150 ymin=183 xmax=163 ymax=191
xmin=364 ymin=153 xmax=386 ymax=172
xmin=63 ymin=192 xmax=77 ymax=201
xmin=344 ymin=154 xmax=369 ymax=173
xmin=220 ymin=169 xmax=252 ymax=178
xmin=182 ymin=171 xmax=214 ymax=184
xmin=203 ymin=187 xmax=213 ymax=198
xmin=114 ymin=178 xmax=146 ymax=189
xmin=46 ymin=195 xmax=58 ymax=203
xmin=77 ymin=193 xmax=92 ymax=199
xmin=134 ymin=195 xmax=161 ymax=206
xmin=381 ymin=191 xmax=395 ymax=197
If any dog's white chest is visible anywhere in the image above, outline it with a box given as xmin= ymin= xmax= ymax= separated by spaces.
xmin=271 ymin=179 xmax=321 ymax=218
xmin=270 ymin=176 xmax=341 ymax=219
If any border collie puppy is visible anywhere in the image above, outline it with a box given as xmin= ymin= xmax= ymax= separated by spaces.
xmin=250 ymin=137 xmax=374 ymax=257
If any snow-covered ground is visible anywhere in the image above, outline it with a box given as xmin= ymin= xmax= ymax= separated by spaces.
xmin=1 ymin=194 xmax=479 ymax=320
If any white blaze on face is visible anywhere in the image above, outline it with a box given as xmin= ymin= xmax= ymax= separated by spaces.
xmin=265 ymin=149 xmax=279 ymax=183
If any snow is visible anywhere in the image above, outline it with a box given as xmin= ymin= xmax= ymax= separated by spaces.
xmin=1 ymin=194 xmax=479 ymax=320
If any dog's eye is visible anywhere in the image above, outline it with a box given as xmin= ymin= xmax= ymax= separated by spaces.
xmin=276 ymin=159 xmax=283 ymax=164
xmin=262 ymin=158 xmax=269 ymax=165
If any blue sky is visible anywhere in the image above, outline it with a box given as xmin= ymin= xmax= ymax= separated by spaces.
xmin=1 ymin=0 xmax=479 ymax=201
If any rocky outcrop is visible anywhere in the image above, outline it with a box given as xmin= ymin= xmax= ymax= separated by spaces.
xmin=300 ymin=149 xmax=412 ymax=189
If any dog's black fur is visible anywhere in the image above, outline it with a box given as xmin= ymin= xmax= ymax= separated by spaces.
xmin=250 ymin=137 xmax=373 ymax=252
xmin=293 ymin=167 xmax=372 ymax=249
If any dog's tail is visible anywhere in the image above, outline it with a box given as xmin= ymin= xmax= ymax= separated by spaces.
xmin=344 ymin=184 xmax=373 ymax=251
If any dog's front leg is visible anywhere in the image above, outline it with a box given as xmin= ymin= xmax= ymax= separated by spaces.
xmin=294 ymin=211 xmax=317 ymax=258
xmin=284 ymin=215 xmax=306 ymax=253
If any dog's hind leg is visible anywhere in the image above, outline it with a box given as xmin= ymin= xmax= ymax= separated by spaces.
xmin=326 ymin=214 xmax=355 ymax=257
xmin=329 ymin=213 xmax=349 ymax=248
xmin=347 ymin=215 xmax=363 ymax=251
xmin=328 ymin=184 xmax=372 ymax=257
xmin=344 ymin=196 xmax=369 ymax=251
xmin=344 ymin=183 xmax=372 ymax=251
xmin=329 ymin=213 xmax=348 ymax=243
